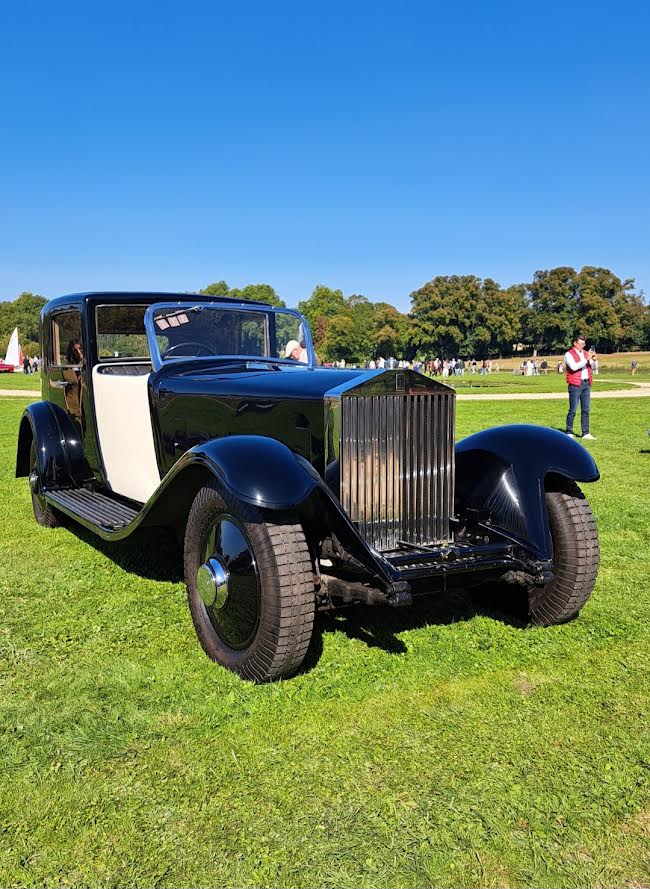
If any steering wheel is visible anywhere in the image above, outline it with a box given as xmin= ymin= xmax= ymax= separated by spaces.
xmin=161 ymin=341 xmax=213 ymax=359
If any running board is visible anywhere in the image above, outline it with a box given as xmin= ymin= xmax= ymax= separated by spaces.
xmin=46 ymin=488 xmax=140 ymax=531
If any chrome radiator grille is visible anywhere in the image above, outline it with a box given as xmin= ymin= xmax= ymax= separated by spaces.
xmin=339 ymin=392 xmax=455 ymax=551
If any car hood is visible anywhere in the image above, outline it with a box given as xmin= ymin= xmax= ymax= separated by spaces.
xmin=151 ymin=362 xmax=448 ymax=400
xmin=152 ymin=362 xmax=374 ymax=400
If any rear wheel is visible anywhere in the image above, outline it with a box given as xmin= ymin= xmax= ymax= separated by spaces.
xmin=528 ymin=484 xmax=599 ymax=625
xmin=29 ymin=440 xmax=64 ymax=528
xmin=184 ymin=480 xmax=316 ymax=682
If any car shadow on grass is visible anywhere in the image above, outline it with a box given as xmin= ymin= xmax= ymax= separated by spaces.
xmin=67 ymin=523 xmax=531 ymax=675
xmin=68 ymin=523 xmax=185 ymax=582
xmin=301 ymin=582 xmax=529 ymax=673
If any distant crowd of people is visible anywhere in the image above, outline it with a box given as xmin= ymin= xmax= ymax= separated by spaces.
xmin=22 ymin=355 xmax=39 ymax=374
xmin=427 ymin=357 xmax=498 ymax=377
xmin=518 ymin=357 xmax=601 ymax=376
xmin=330 ymin=353 xmax=621 ymax=376
xmin=332 ymin=356 xmax=499 ymax=375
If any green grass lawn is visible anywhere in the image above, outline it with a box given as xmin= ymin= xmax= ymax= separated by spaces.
xmin=0 ymin=395 xmax=648 ymax=888
xmin=436 ymin=373 xmax=637 ymax=395
xmin=0 ymin=372 xmax=41 ymax=391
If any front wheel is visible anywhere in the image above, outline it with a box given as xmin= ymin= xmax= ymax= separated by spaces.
xmin=528 ymin=484 xmax=599 ymax=625
xmin=184 ymin=481 xmax=316 ymax=682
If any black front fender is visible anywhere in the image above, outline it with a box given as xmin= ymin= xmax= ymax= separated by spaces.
xmin=139 ymin=434 xmax=320 ymax=532
xmin=192 ymin=434 xmax=317 ymax=509
xmin=140 ymin=435 xmax=399 ymax=587
xmin=455 ymin=424 xmax=599 ymax=560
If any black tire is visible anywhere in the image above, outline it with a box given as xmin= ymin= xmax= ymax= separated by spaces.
xmin=184 ymin=480 xmax=316 ymax=682
xmin=528 ymin=484 xmax=599 ymax=625
xmin=29 ymin=440 xmax=64 ymax=528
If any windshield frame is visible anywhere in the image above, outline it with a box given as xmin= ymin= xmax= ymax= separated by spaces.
xmin=144 ymin=300 xmax=315 ymax=371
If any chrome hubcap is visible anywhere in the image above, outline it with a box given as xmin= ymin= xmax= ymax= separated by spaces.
xmin=199 ymin=516 xmax=260 ymax=650
xmin=197 ymin=556 xmax=229 ymax=609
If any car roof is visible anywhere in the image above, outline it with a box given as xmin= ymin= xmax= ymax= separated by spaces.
xmin=43 ymin=291 xmax=275 ymax=313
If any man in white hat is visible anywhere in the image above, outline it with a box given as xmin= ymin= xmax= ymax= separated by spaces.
xmin=284 ymin=340 xmax=308 ymax=363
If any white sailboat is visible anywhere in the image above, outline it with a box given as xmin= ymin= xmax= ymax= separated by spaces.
xmin=4 ymin=327 xmax=23 ymax=369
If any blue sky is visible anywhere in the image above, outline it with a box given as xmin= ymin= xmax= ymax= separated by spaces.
xmin=1 ymin=0 xmax=648 ymax=311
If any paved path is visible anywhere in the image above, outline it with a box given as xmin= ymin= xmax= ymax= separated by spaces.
xmin=1 ymin=381 xmax=649 ymax=402
xmin=0 ymin=389 xmax=41 ymax=397
xmin=456 ymin=380 xmax=650 ymax=401
xmin=457 ymin=384 xmax=650 ymax=401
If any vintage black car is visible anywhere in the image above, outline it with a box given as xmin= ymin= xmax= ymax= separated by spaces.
xmin=16 ymin=293 xmax=600 ymax=681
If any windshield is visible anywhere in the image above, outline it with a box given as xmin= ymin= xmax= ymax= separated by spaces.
xmin=146 ymin=303 xmax=313 ymax=369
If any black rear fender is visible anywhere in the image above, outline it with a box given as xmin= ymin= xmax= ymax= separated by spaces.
xmin=455 ymin=424 xmax=599 ymax=560
xmin=16 ymin=402 xmax=93 ymax=488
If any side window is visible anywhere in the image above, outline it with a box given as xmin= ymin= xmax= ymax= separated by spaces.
xmin=51 ymin=311 xmax=83 ymax=367
xmin=240 ymin=315 xmax=267 ymax=355
xmin=275 ymin=314 xmax=305 ymax=359
xmin=96 ymin=305 xmax=150 ymax=360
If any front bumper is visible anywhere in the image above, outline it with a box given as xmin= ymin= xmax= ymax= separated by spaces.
xmin=320 ymin=539 xmax=554 ymax=608
xmin=384 ymin=540 xmax=552 ymax=583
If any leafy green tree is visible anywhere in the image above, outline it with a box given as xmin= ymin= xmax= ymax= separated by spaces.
xmin=200 ymin=280 xmax=230 ymax=296
xmin=526 ymin=267 xmax=579 ymax=352
xmin=231 ymin=283 xmax=285 ymax=307
xmin=296 ymin=285 xmax=346 ymax=350
xmin=312 ymin=316 xmax=328 ymax=352
xmin=641 ymin=305 xmax=650 ymax=349
xmin=343 ymin=295 xmax=374 ymax=360
xmin=372 ymin=302 xmax=410 ymax=358
xmin=374 ymin=323 xmax=399 ymax=356
xmin=0 ymin=291 xmax=47 ymax=355
xmin=410 ymin=275 xmax=526 ymax=358
xmin=0 ymin=306 xmax=14 ymax=354
xmin=525 ymin=266 xmax=647 ymax=353
xmin=477 ymin=280 xmax=527 ymax=357
xmin=575 ymin=267 xmax=622 ymax=351
xmin=323 ymin=313 xmax=370 ymax=364
xmin=200 ymin=281 xmax=285 ymax=307
xmin=610 ymin=280 xmax=647 ymax=351
xmin=466 ymin=277 xmax=499 ymax=357
xmin=410 ymin=275 xmax=482 ymax=357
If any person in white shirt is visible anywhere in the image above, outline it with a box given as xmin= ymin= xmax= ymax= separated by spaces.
xmin=284 ymin=340 xmax=308 ymax=364
xmin=564 ymin=334 xmax=596 ymax=440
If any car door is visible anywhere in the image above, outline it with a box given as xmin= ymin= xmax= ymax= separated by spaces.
xmin=47 ymin=306 xmax=87 ymax=437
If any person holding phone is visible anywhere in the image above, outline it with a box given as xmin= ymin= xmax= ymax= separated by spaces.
xmin=564 ymin=334 xmax=596 ymax=440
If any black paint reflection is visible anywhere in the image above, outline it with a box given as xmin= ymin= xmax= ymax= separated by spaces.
xmin=203 ymin=517 xmax=260 ymax=649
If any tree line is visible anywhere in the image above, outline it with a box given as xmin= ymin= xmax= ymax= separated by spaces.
xmin=201 ymin=268 xmax=649 ymax=362
xmin=0 ymin=292 xmax=47 ymax=357
xmin=2 ymin=266 xmax=648 ymax=364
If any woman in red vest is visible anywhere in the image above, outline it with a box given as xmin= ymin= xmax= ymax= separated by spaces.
xmin=564 ymin=334 xmax=596 ymax=440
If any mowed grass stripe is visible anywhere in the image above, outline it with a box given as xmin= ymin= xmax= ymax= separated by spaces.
xmin=0 ymin=395 xmax=648 ymax=888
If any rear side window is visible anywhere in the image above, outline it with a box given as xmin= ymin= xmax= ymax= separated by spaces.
xmin=96 ymin=305 xmax=150 ymax=360
xmin=51 ymin=311 xmax=83 ymax=366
